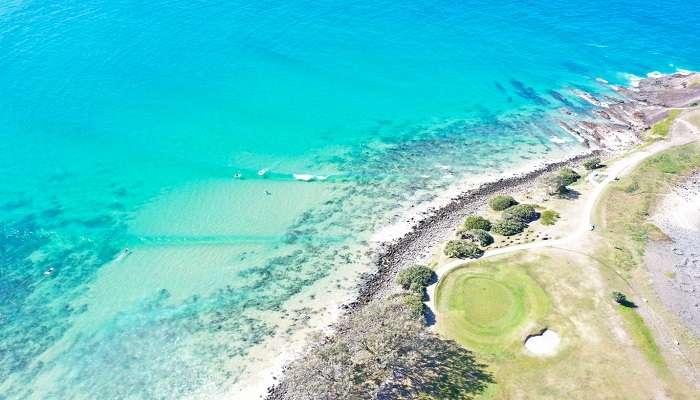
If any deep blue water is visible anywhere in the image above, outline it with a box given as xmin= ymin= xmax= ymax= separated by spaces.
xmin=1 ymin=0 xmax=699 ymax=398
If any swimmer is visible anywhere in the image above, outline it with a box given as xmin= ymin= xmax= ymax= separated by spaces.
xmin=264 ymin=190 xmax=272 ymax=196
xmin=44 ymin=267 xmax=54 ymax=276
xmin=258 ymin=169 xmax=267 ymax=177
xmin=234 ymin=172 xmax=242 ymax=179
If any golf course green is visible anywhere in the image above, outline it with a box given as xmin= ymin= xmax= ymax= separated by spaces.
xmin=435 ymin=261 xmax=550 ymax=353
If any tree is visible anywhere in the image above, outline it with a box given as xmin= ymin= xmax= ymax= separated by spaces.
xmin=559 ymin=167 xmax=581 ymax=185
xmin=444 ymin=240 xmax=484 ymax=258
xmin=457 ymin=228 xmax=494 ymax=246
xmin=544 ymin=174 xmax=568 ymax=195
xmin=491 ymin=219 xmax=526 ymax=236
xmin=488 ymin=195 xmax=517 ymax=211
xmin=462 ymin=215 xmax=492 ymax=231
xmin=583 ymin=157 xmax=602 ymax=170
xmin=280 ymin=298 xmax=494 ymax=400
xmin=502 ymin=204 xmax=538 ymax=223
xmin=283 ymin=298 xmax=424 ymax=400
xmin=396 ymin=265 xmax=435 ymax=294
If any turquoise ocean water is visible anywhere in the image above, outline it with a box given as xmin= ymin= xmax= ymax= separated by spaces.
xmin=1 ymin=0 xmax=699 ymax=398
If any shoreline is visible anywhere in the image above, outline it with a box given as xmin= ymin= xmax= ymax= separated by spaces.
xmin=263 ymin=71 xmax=700 ymax=399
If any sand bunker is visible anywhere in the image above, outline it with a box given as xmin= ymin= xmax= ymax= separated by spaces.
xmin=525 ymin=329 xmax=561 ymax=356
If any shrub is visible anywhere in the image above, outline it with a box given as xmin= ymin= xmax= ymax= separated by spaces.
xmin=444 ymin=240 xmax=484 ymax=259
xmin=559 ymin=168 xmax=581 ymax=185
xmin=396 ymin=265 xmax=435 ymax=293
xmin=488 ymin=195 xmax=518 ymax=211
xmin=457 ymin=228 xmax=494 ymax=246
xmin=502 ymin=204 xmax=538 ymax=223
xmin=540 ymin=210 xmax=560 ymax=225
xmin=544 ymin=174 xmax=568 ymax=195
xmin=391 ymin=292 xmax=425 ymax=321
xmin=462 ymin=215 xmax=491 ymax=231
xmin=583 ymin=157 xmax=602 ymax=170
xmin=491 ymin=219 xmax=526 ymax=236
xmin=612 ymin=291 xmax=626 ymax=304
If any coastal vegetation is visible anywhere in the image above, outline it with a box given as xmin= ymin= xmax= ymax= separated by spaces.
xmin=488 ymin=195 xmax=517 ymax=211
xmin=543 ymin=174 xmax=568 ymax=195
xmin=462 ymin=215 xmax=492 ymax=231
xmin=558 ymin=167 xmax=580 ymax=185
xmin=458 ymin=228 xmax=494 ymax=246
xmin=282 ymin=296 xmax=493 ymax=399
xmin=650 ymin=109 xmax=681 ymax=138
xmin=583 ymin=157 xmax=602 ymax=170
xmin=502 ymin=204 xmax=538 ymax=223
xmin=444 ymin=240 xmax=484 ymax=259
xmin=491 ymin=219 xmax=526 ymax=236
xmin=396 ymin=265 xmax=435 ymax=294
xmin=539 ymin=209 xmax=559 ymax=225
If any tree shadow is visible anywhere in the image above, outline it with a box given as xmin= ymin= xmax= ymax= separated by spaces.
xmin=423 ymin=304 xmax=436 ymax=327
xmin=378 ymin=337 xmax=494 ymax=399
xmin=618 ymin=299 xmax=638 ymax=308
xmin=557 ymin=188 xmax=580 ymax=200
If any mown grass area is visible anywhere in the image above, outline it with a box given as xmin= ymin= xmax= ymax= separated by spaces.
xmin=647 ymin=109 xmax=681 ymax=140
xmin=618 ymin=305 xmax=665 ymax=368
xmin=435 ymin=261 xmax=549 ymax=354
xmin=434 ymin=251 xmax=696 ymax=399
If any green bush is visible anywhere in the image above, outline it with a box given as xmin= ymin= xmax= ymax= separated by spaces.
xmin=392 ymin=292 xmax=425 ymax=321
xmin=559 ymin=167 xmax=581 ymax=185
xmin=540 ymin=210 xmax=560 ymax=225
xmin=544 ymin=174 xmax=568 ymax=195
xmin=488 ymin=195 xmax=517 ymax=211
xmin=491 ymin=219 xmax=526 ymax=236
xmin=462 ymin=215 xmax=491 ymax=231
xmin=444 ymin=240 xmax=484 ymax=259
xmin=396 ymin=265 xmax=435 ymax=293
xmin=457 ymin=228 xmax=494 ymax=246
xmin=502 ymin=204 xmax=538 ymax=223
xmin=583 ymin=157 xmax=602 ymax=170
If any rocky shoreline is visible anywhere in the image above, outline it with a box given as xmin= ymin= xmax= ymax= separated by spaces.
xmin=265 ymin=71 xmax=700 ymax=400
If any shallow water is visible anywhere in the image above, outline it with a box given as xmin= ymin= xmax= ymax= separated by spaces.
xmin=1 ymin=0 xmax=700 ymax=398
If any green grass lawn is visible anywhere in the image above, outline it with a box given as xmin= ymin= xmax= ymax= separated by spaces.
xmin=434 ymin=251 xmax=700 ymax=399
xmin=436 ymin=262 xmax=549 ymax=355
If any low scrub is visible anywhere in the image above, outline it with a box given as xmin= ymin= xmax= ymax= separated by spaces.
xmin=392 ymin=291 xmax=426 ymax=321
xmin=396 ymin=265 xmax=435 ymax=294
xmin=444 ymin=240 xmax=484 ymax=259
xmin=544 ymin=174 xmax=568 ymax=195
xmin=491 ymin=219 xmax=526 ymax=236
xmin=503 ymin=204 xmax=538 ymax=223
xmin=540 ymin=209 xmax=560 ymax=225
xmin=583 ymin=157 xmax=602 ymax=170
xmin=457 ymin=228 xmax=494 ymax=246
xmin=488 ymin=195 xmax=517 ymax=211
xmin=463 ymin=215 xmax=492 ymax=231
xmin=559 ymin=167 xmax=581 ymax=185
